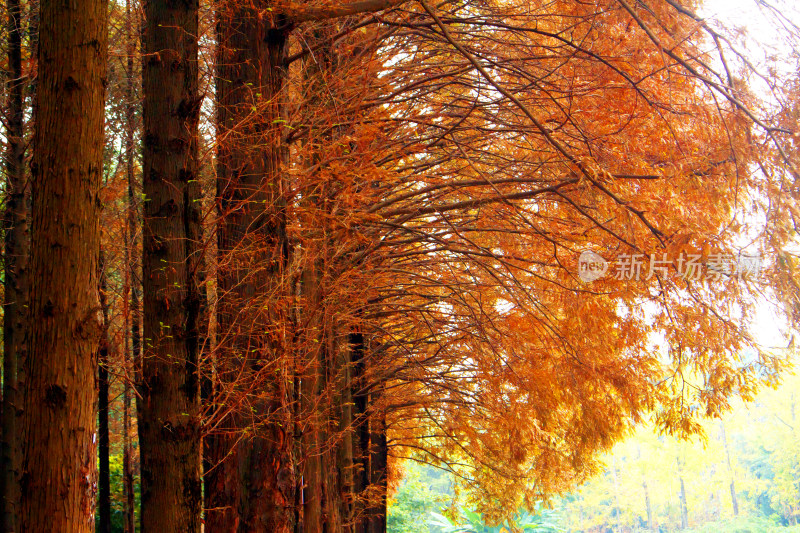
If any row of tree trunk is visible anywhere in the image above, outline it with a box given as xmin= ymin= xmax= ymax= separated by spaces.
xmin=0 ymin=0 xmax=393 ymax=531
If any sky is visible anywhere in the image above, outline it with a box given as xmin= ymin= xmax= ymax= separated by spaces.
xmin=701 ymin=0 xmax=797 ymax=350
xmin=702 ymin=0 xmax=798 ymax=71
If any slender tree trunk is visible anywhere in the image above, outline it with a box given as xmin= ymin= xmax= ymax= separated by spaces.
xmin=352 ymin=329 xmax=370 ymax=533
xmin=21 ymin=0 xmax=107 ymax=527
xmin=365 ymin=408 xmax=387 ymax=533
xmin=209 ymin=3 xmax=294 ymax=531
xmin=122 ymin=369 xmax=136 ymax=533
xmin=643 ymin=479 xmax=653 ymax=531
xmin=720 ymin=422 xmax=739 ymax=516
xmin=1 ymin=0 xmax=28 ymax=526
xmin=678 ymin=453 xmax=689 ymax=530
xmin=637 ymin=445 xmax=653 ymax=531
xmin=299 ymin=290 xmax=325 ymax=533
xmin=98 ymin=249 xmax=112 ymax=533
xmin=679 ymin=476 xmax=688 ymax=529
xmin=138 ymin=0 xmax=202 ymax=528
xmin=350 ymin=338 xmax=389 ymax=533
xmin=611 ymin=455 xmax=623 ymax=532
xmin=123 ymin=2 xmax=138 ymax=529
xmin=125 ymin=6 xmax=142 ymax=530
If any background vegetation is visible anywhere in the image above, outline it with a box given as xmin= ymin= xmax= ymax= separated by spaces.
xmin=389 ymin=357 xmax=800 ymax=533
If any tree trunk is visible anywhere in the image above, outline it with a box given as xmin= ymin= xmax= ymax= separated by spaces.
xmin=679 ymin=475 xmax=688 ymax=529
xmin=611 ymin=455 xmax=622 ymax=532
xmin=138 ymin=0 xmax=202 ymax=529
xmin=123 ymin=374 xmax=136 ymax=533
xmin=678 ymin=453 xmax=689 ymax=530
xmin=352 ymin=329 xmax=370 ymax=533
xmin=98 ymin=249 xmax=112 ymax=533
xmin=637 ymin=445 xmax=653 ymax=531
xmin=299 ymin=292 xmax=325 ymax=533
xmin=720 ymin=422 xmax=738 ymax=516
xmin=123 ymin=1 xmax=139 ymax=530
xmin=365 ymin=409 xmax=387 ymax=533
xmin=21 ymin=0 xmax=107 ymax=527
xmin=296 ymin=31 xmax=353 ymax=532
xmin=208 ymin=3 xmax=294 ymax=531
xmin=350 ymin=337 xmax=389 ymax=533
xmin=1 ymin=0 xmax=28 ymax=526
xmin=643 ymin=479 xmax=653 ymax=531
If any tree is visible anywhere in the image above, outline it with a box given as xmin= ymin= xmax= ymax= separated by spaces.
xmin=205 ymin=1 xmax=294 ymax=529
xmin=138 ymin=0 xmax=203 ymax=529
xmin=20 ymin=0 xmax=108 ymax=528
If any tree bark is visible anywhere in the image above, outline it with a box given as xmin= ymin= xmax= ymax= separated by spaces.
xmin=296 ymin=31 xmax=354 ymax=532
xmin=1 ymin=0 xmax=28 ymax=526
xmin=139 ymin=0 xmax=202 ymax=529
xmin=352 ymin=330 xmax=370 ymax=533
xmin=21 ymin=0 xmax=107 ymax=528
xmin=208 ymin=3 xmax=294 ymax=531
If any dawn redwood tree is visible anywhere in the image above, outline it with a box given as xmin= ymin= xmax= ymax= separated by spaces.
xmin=138 ymin=0 xmax=203 ymax=527
xmin=208 ymin=2 xmax=294 ymax=529
xmin=20 ymin=0 xmax=107 ymax=528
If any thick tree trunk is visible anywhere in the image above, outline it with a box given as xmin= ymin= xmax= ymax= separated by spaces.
xmin=204 ymin=428 xmax=240 ymax=532
xmin=21 ymin=0 xmax=107 ymax=528
xmin=208 ymin=3 xmax=294 ymax=531
xmin=139 ymin=0 xmax=202 ymax=529
xmin=1 ymin=0 xmax=28 ymax=527
xmin=296 ymin=33 xmax=353 ymax=532
xmin=98 ymin=249 xmax=112 ymax=533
